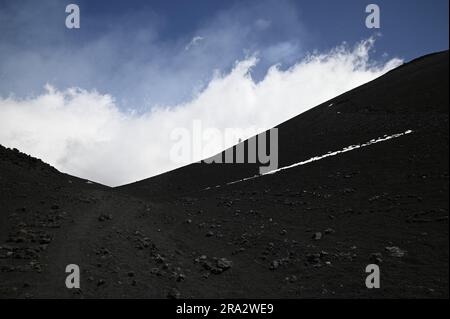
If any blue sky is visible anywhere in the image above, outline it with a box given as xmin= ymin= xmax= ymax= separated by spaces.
xmin=0 ymin=0 xmax=448 ymax=185
xmin=78 ymin=0 xmax=449 ymax=58
xmin=0 ymin=0 xmax=448 ymax=108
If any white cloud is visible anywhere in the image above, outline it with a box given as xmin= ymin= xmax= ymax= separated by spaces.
xmin=0 ymin=39 xmax=402 ymax=186
xmin=185 ymin=36 xmax=205 ymax=51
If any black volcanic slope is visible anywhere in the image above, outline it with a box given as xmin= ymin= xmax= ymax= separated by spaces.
xmin=120 ymin=51 xmax=449 ymax=199
xmin=0 ymin=51 xmax=448 ymax=299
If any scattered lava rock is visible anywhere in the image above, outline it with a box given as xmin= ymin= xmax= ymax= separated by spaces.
xmin=195 ymin=255 xmax=233 ymax=275
xmin=98 ymin=214 xmax=113 ymax=222
xmin=385 ymin=246 xmax=407 ymax=258
xmin=167 ymin=288 xmax=181 ymax=299
xmin=312 ymin=232 xmax=323 ymax=240
xmin=216 ymin=257 xmax=233 ymax=270
xmin=370 ymin=253 xmax=383 ymax=264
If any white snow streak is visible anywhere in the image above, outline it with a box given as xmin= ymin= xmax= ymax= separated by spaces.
xmin=203 ymin=129 xmax=414 ymax=190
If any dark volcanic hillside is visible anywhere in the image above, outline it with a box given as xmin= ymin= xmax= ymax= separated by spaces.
xmin=119 ymin=51 xmax=449 ymax=200
xmin=0 ymin=51 xmax=448 ymax=299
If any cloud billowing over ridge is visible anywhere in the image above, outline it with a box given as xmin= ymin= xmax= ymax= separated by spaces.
xmin=0 ymin=39 xmax=402 ymax=186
